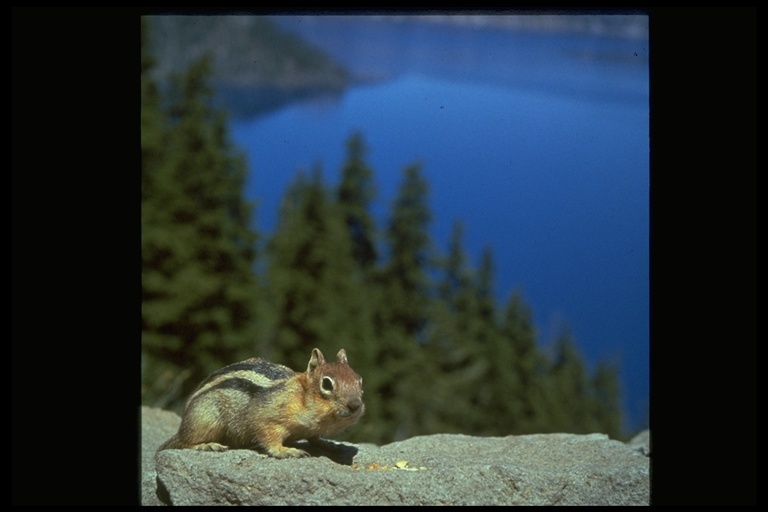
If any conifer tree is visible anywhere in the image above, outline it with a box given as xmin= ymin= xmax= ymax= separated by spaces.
xmin=375 ymin=163 xmax=434 ymax=441
xmin=548 ymin=330 xmax=627 ymax=436
xmin=336 ymin=131 xmax=378 ymax=273
xmin=379 ymin=163 xmax=432 ymax=337
xmin=465 ymin=246 xmax=505 ymax=434
xmin=141 ymin=46 xmax=260 ymax=411
xmin=475 ymin=248 xmax=496 ymax=326
xmin=589 ymin=360 xmax=625 ymax=440
xmin=540 ymin=327 xmax=593 ymax=433
xmin=262 ymin=167 xmax=375 ymax=372
xmin=495 ymin=290 xmax=551 ymax=434
xmin=437 ymin=222 xmax=468 ymax=304
xmin=424 ymin=222 xmax=490 ymax=434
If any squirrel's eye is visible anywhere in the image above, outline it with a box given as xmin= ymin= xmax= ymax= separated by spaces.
xmin=322 ymin=376 xmax=334 ymax=392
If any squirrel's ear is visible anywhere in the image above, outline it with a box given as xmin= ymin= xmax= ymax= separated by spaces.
xmin=337 ymin=349 xmax=348 ymax=365
xmin=308 ymin=348 xmax=325 ymax=373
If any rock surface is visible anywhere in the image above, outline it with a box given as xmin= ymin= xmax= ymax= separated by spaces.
xmin=142 ymin=406 xmax=650 ymax=506
xmin=142 ymin=407 xmax=184 ymax=506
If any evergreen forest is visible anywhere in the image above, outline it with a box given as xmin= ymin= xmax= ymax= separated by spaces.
xmin=141 ymin=18 xmax=628 ymax=444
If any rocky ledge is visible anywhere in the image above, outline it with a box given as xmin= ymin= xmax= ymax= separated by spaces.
xmin=142 ymin=406 xmax=650 ymax=506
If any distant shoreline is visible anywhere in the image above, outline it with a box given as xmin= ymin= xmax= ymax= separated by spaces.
xmin=272 ymin=14 xmax=649 ymax=41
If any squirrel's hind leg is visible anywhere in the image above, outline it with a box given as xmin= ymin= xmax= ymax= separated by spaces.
xmin=190 ymin=442 xmax=229 ymax=452
xmin=265 ymin=445 xmax=310 ymax=458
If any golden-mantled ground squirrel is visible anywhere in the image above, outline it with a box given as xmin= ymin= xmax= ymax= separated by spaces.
xmin=157 ymin=348 xmax=364 ymax=458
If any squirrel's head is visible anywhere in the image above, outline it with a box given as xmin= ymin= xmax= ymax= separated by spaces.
xmin=306 ymin=348 xmax=365 ymax=427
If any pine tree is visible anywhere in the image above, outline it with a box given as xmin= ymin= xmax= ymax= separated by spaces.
xmin=495 ymin=290 xmax=551 ymax=434
xmin=589 ymin=359 xmax=625 ymax=440
xmin=337 ymin=131 xmax=378 ymax=273
xmin=465 ymin=246 xmax=506 ymax=435
xmin=423 ymin=222 xmax=491 ymax=434
xmin=262 ymin=167 xmax=375 ymax=372
xmin=540 ymin=326 xmax=593 ymax=433
xmin=475 ymin=248 xmax=496 ymax=327
xmin=378 ymin=163 xmax=432 ymax=338
xmin=141 ymin=45 xmax=260 ymax=411
xmin=538 ymin=326 xmax=627 ymax=436
xmin=375 ymin=163 xmax=434 ymax=441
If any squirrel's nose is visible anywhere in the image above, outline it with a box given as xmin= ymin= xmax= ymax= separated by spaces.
xmin=347 ymin=397 xmax=362 ymax=413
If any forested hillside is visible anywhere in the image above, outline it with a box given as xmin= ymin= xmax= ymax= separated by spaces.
xmin=141 ymin=17 xmax=628 ymax=443
xmin=145 ymin=15 xmax=351 ymax=118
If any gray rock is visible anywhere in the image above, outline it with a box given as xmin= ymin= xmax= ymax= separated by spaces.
xmin=141 ymin=407 xmax=181 ymax=506
xmin=143 ymin=406 xmax=649 ymax=505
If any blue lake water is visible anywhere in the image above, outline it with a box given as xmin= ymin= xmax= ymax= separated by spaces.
xmin=230 ymin=17 xmax=649 ymax=434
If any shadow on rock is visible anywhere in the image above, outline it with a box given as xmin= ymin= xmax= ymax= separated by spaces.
xmin=156 ymin=475 xmax=172 ymax=506
xmin=290 ymin=439 xmax=359 ymax=465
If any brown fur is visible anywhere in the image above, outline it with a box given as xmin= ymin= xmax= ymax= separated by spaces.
xmin=157 ymin=348 xmax=364 ymax=458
